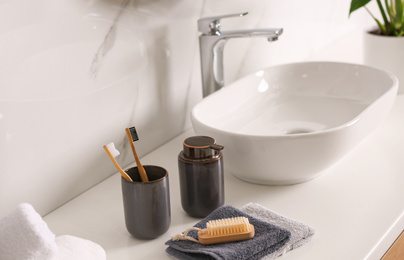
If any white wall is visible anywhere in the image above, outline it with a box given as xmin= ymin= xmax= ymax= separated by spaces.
xmin=0 ymin=0 xmax=370 ymax=217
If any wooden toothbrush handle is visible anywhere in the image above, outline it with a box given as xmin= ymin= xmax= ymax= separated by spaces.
xmin=125 ymin=129 xmax=149 ymax=182
xmin=103 ymin=146 xmax=133 ymax=182
xmin=134 ymin=151 xmax=149 ymax=182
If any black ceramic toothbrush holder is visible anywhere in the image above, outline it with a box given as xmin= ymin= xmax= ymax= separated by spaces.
xmin=121 ymin=165 xmax=170 ymax=239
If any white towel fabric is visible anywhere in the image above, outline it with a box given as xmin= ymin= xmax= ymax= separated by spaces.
xmin=0 ymin=203 xmax=106 ymax=260
xmin=0 ymin=203 xmax=59 ymax=260
xmin=55 ymin=235 xmax=106 ymax=260
xmin=241 ymin=203 xmax=315 ymax=259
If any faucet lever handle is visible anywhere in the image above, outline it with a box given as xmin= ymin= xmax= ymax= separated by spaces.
xmin=198 ymin=12 xmax=248 ymax=35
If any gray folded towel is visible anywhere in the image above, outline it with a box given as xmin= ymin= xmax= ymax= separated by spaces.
xmin=165 ymin=205 xmax=291 ymax=260
xmin=241 ymin=203 xmax=315 ymax=259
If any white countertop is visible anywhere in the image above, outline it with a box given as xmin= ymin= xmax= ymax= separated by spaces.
xmin=44 ymin=94 xmax=404 ymax=260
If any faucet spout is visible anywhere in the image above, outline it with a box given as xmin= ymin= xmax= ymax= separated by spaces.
xmin=198 ymin=13 xmax=283 ymax=97
xmin=220 ymin=28 xmax=283 ymax=40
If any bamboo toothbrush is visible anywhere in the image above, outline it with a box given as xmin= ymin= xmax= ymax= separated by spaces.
xmin=125 ymin=126 xmax=149 ymax=182
xmin=103 ymin=142 xmax=133 ymax=182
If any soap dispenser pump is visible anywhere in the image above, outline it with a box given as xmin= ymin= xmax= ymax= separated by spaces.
xmin=178 ymin=136 xmax=224 ymax=218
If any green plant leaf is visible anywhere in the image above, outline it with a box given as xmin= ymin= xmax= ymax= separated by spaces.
xmin=378 ymin=0 xmax=396 ymax=35
xmin=384 ymin=0 xmax=393 ymax=21
xmin=396 ymin=0 xmax=404 ymax=25
xmin=380 ymin=0 xmax=391 ymax=30
xmin=398 ymin=24 xmax=404 ymax=36
xmin=374 ymin=17 xmax=388 ymax=34
xmin=349 ymin=0 xmax=373 ymax=15
xmin=364 ymin=6 xmax=388 ymax=33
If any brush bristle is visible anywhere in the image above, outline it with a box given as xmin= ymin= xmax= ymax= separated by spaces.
xmin=106 ymin=142 xmax=120 ymax=157
xmin=128 ymin=126 xmax=139 ymax=142
xmin=206 ymin=217 xmax=251 ymax=236
xmin=197 ymin=216 xmax=255 ymax=245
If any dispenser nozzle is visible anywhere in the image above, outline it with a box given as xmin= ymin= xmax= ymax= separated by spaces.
xmin=210 ymin=144 xmax=224 ymax=151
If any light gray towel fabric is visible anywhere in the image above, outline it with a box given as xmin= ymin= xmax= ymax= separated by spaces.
xmin=241 ymin=203 xmax=315 ymax=259
xmin=165 ymin=205 xmax=291 ymax=260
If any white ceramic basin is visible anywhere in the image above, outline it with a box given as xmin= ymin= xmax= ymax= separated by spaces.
xmin=191 ymin=62 xmax=398 ymax=185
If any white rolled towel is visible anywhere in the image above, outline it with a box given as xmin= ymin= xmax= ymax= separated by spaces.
xmin=0 ymin=203 xmax=59 ymax=260
xmin=55 ymin=235 xmax=106 ymax=260
xmin=0 ymin=203 xmax=106 ymax=260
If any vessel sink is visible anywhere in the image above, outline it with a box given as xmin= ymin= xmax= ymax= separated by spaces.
xmin=191 ymin=62 xmax=398 ymax=185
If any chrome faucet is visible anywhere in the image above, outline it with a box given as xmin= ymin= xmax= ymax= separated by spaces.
xmin=198 ymin=12 xmax=283 ymax=97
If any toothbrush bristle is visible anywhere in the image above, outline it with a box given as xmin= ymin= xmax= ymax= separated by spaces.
xmin=106 ymin=142 xmax=120 ymax=157
xmin=128 ymin=126 xmax=139 ymax=142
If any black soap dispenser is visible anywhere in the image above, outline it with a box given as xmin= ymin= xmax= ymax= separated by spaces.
xmin=178 ymin=136 xmax=224 ymax=218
